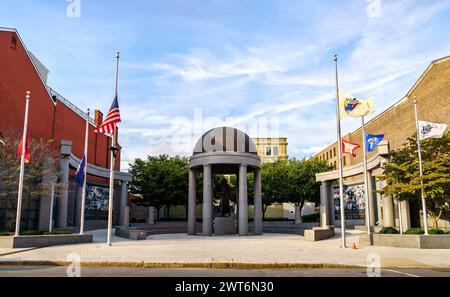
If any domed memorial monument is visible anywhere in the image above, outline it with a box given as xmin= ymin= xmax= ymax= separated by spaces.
xmin=188 ymin=127 xmax=263 ymax=236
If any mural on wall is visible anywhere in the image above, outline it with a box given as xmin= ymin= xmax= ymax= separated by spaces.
xmin=333 ymin=185 xmax=366 ymax=220
xmin=85 ymin=185 xmax=109 ymax=220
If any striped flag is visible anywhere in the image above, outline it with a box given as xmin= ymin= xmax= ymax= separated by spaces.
xmin=95 ymin=96 xmax=121 ymax=137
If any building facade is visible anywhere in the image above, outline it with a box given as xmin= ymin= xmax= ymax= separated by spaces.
xmin=0 ymin=28 xmax=131 ymax=232
xmin=253 ymin=138 xmax=288 ymax=163
xmin=315 ymin=56 xmax=450 ymax=231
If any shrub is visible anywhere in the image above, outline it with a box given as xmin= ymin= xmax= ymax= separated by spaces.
xmin=20 ymin=230 xmax=43 ymax=236
xmin=301 ymin=213 xmax=320 ymax=223
xmin=428 ymin=229 xmax=445 ymax=235
xmin=405 ymin=228 xmax=425 ymax=235
xmin=43 ymin=231 xmax=72 ymax=235
xmin=0 ymin=232 xmax=13 ymax=236
xmin=448 ymin=230 xmax=450 ymax=234
xmin=380 ymin=227 xmax=398 ymax=234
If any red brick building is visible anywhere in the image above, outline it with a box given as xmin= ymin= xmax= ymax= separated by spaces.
xmin=0 ymin=28 xmax=131 ymax=231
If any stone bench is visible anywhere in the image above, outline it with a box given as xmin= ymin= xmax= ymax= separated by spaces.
xmin=304 ymin=227 xmax=335 ymax=241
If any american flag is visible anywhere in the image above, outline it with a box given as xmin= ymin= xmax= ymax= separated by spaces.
xmin=95 ymin=96 xmax=121 ymax=137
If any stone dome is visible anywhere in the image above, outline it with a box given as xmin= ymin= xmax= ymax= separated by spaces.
xmin=193 ymin=127 xmax=257 ymax=155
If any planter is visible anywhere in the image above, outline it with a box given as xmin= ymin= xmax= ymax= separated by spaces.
xmin=359 ymin=233 xmax=450 ymax=249
xmin=0 ymin=234 xmax=93 ymax=249
xmin=304 ymin=227 xmax=335 ymax=241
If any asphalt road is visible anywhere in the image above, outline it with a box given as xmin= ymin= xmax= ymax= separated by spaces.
xmin=0 ymin=266 xmax=449 ymax=277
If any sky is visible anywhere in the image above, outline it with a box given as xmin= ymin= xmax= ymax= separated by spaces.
xmin=1 ymin=0 xmax=450 ymax=170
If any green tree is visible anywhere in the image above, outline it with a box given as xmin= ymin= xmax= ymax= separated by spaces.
xmin=380 ymin=132 xmax=450 ymax=228
xmin=128 ymin=155 xmax=189 ymax=219
xmin=283 ymin=158 xmax=332 ymax=219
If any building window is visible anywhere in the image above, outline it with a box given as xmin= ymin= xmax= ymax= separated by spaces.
xmin=334 ymin=147 xmax=336 ymax=157
xmin=273 ymin=146 xmax=279 ymax=156
xmin=334 ymin=161 xmax=337 ymax=169
xmin=265 ymin=146 xmax=272 ymax=156
xmin=326 ymin=152 xmax=329 ymax=160
xmin=343 ymin=156 xmax=346 ymax=166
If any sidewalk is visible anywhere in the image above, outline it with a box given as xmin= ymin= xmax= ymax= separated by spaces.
xmin=1 ymin=229 xmax=449 ymax=269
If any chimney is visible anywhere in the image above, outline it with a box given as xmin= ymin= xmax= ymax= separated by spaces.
xmin=94 ymin=110 xmax=103 ymax=126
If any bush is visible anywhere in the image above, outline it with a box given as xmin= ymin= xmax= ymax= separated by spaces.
xmin=43 ymin=231 xmax=72 ymax=235
xmin=380 ymin=227 xmax=398 ymax=234
xmin=0 ymin=232 xmax=13 ymax=236
xmin=301 ymin=213 xmax=320 ymax=223
xmin=428 ymin=229 xmax=445 ymax=235
xmin=20 ymin=230 xmax=43 ymax=236
xmin=405 ymin=228 xmax=425 ymax=235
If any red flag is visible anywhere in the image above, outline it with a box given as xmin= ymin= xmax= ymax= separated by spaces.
xmin=18 ymin=135 xmax=30 ymax=164
xmin=342 ymin=139 xmax=360 ymax=157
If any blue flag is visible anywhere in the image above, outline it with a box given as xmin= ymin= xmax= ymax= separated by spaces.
xmin=75 ymin=155 xmax=86 ymax=187
xmin=365 ymin=134 xmax=384 ymax=152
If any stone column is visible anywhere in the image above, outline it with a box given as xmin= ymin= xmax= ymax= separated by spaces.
xmin=368 ymin=174 xmax=376 ymax=226
xmin=253 ymin=169 xmax=262 ymax=235
xmin=56 ymin=140 xmax=72 ymax=229
xmin=188 ymin=169 xmax=197 ymax=235
xmin=74 ymin=186 xmax=82 ymax=227
xmin=383 ymin=196 xmax=395 ymax=227
xmin=320 ymin=181 xmax=330 ymax=228
xmin=119 ymin=182 xmax=128 ymax=226
xmin=400 ymin=200 xmax=411 ymax=232
xmin=38 ymin=159 xmax=55 ymax=231
xmin=238 ymin=164 xmax=248 ymax=236
xmin=202 ymin=164 xmax=213 ymax=236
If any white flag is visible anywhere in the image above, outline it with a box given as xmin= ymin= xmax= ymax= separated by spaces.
xmin=418 ymin=121 xmax=448 ymax=140
xmin=339 ymin=92 xmax=375 ymax=119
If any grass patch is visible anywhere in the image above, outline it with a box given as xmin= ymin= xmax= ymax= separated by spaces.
xmin=0 ymin=232 xmax=14 ymax=237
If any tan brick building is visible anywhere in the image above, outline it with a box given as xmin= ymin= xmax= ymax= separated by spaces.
xmin=314 ymin=56 xmax=450 ymax=232
xmin=253 ymin=138 xmax=288 ymax=164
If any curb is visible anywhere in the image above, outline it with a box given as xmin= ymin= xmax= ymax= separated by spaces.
xmin=0 ymin=260 xmax=366 ymax=270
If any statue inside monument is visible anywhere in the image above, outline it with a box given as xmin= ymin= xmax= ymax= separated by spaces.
xmin=218 ymin=178 xmax=231 ymax=217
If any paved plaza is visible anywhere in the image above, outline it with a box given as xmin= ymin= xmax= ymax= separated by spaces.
xmin=0 ymin=229 xmax=449 ymax=270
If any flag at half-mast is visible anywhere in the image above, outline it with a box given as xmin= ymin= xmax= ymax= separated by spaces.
xmin=418 ymin=121 xmax=447 ymax=140
xmin=95 ymin=96 xmax=121 ymax=137
xmin=75 ymin=155 xmax=86 ymax=187
xmin=339 ymin=92 xmax=375 ymax=119
xmin=342 ymin=139 xmax=360 ymax=157
xmin=17 ymin=134 xmax=30 ymax=164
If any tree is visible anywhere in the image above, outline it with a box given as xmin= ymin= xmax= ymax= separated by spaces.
xmin=128 ymin=155 xmax=189 ymax=219
xmin=284 ymin=158 xmax=332 ymax=222
xmin=0 ymin=131 xmax=58 ymax=231
xmin=260 ymin=161 xmax=286 ymax=218
xmin=380 ymin=132 xmax=450 ymax=228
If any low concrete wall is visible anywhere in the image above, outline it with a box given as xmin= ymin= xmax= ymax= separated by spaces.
xmin=359 ymin=234 xmax=450 ymax=249
xmin=304 ymin=227 xmax=335 ymax=241
xmin=0 ymin=234 xmax=93 ymax=249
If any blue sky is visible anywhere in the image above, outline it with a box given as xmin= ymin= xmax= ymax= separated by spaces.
xmin=2 ymin=0 xmax=450 ymax=169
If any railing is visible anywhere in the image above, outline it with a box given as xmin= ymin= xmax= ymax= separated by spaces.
xmin=47 ymin=86 xmax=96 ymax=126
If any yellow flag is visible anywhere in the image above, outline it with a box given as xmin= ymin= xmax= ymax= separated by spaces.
xmin=339 ymin=91 xmax=375 ymax=119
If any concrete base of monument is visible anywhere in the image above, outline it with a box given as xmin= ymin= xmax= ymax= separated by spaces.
xmin=304 ymin=226 xmax=335 ymax=241
xmin=0 ymin=234 xmax=93 ymax=249
xmin=214 ymin=216 xmax=237 ymax=235
xmin=359 ymin=233 xmax=450 ymax=249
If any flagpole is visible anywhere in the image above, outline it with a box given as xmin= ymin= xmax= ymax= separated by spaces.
xmin=361 ymin=116 xmax=371 ymax=235
xmin=334 ymin=54 xmax=346 ymax=248
xmin=80 ymin=109 xmax=90 ymax=235
xmin=15 ymin=91 xmax=31 ymax=237
xmin=107 ymin=51 xmax=120 ymax=246
xmin=413 ymin=97 xmax=429 ymax=235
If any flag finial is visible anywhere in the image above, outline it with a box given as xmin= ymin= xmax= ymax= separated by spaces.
xmin=26 ymin=91 xmax=30 ymax=98
xmin=413 ymin=96 xmax=417 ymax=104
xmin=116 ymin=51 xmax=120 ymax=58
xmin=333 ymin=53 xmax=337 ymax=61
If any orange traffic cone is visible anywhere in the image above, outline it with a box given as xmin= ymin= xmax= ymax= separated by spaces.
xmin=352 ymin=243 xmax=357 ymax=249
